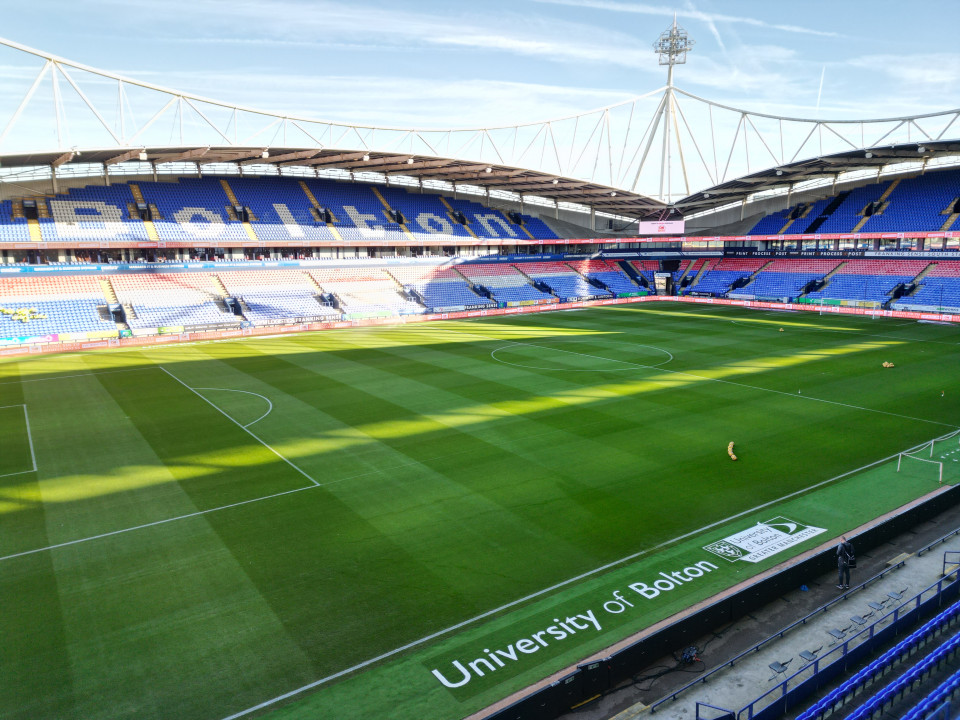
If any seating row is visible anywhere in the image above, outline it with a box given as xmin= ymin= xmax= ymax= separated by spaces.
xmin=0 ymin=176 xmax=559 ymax=243
xmin=796 ymin=597 xmax=960 ymax=720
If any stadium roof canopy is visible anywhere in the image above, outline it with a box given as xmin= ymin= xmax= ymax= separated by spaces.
xmin=679 ymin=139 xmax=960 ymax=214
xmin=0 ymin=146 xmax=668 ymax=217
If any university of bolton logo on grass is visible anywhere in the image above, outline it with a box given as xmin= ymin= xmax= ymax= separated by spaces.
xmin=703 ymin=516 xmax=826 ymax=564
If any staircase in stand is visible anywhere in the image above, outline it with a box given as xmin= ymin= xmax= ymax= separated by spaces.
xmin=806 ymin=191 xmax=850 ymax=233
xmin=210 ymin=275 xmax=231 ymax=298
xmin=370 ymin=186 xmax=417 ymax=241
xmin=219 ymin=179 xmax=259 ymax=242
xmin=129 ymin=183 xmax=160 ymax=242
xmin=299 ymin=180 xmax=344 ymax=242
xmin=439 ymin=197 xmax=478 ymax=238
xmin=687 ymin=259 xmax=711 ymax=288
xmin=737 ymin=260 xmax=773 ymax=289
xmin=99 ymin=278 xmax=119 ymax=304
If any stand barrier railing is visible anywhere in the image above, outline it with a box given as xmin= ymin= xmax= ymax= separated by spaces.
xmin=737 ymin=570 xmax=960 ymax=720
xmin=649 ymin=561 xmax=908 ymax=712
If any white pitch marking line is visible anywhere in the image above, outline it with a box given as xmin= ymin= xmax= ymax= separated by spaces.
xmin=219 ymin=425 xmax=960 ymax=720
xmin=450 ymin=327 xmax=958 ymax=429
xmin=159 ymin=367 xmax=318 ymax=486
xmin=0 ymin=484 xmax=319 ymax=563
xmin=0 ymin=384 xmax=628 ymax=561
xmin=21 ymin=404 xmax=37 ymax=473
xmin=0 ymin=403 xmax=37 ymax=477
xmin=0 ymin=366 xmax=153 ymax=386
xmin=193 ymin=387 xmax=274 ymax=428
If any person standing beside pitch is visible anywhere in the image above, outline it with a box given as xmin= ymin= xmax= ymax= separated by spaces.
xmin=836 ymin=536 xmax=855 ymax=590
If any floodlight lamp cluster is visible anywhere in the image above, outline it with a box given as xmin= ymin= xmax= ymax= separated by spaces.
xmin=654 ymin=20 xmax=694 ymax=66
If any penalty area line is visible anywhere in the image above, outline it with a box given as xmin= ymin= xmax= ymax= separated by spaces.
xmin=160 ymin=367 xmax=317 ymax=486
xmin=219 ymin=428 xmax=960 ymax=720
xmin=0 ymin=403 xmax=37 ymax=477
xmin=0 ymin=484 xmax=319 ymax=563
xmin=193 ymin=387 xmax=274 ymax=428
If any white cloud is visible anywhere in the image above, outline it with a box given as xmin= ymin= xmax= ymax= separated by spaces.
xmin=81 ymin=0 xmax=662 ymax=71
xmin=108 ymin=70 xmax=641 ymax=128
xmin=529 ymin=0 xmax=843 ymax=38
xmin=848 ymin=53 xmax=960 ymax=94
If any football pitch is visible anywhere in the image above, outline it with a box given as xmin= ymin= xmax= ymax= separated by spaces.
xmin=1 ymin=302 xmax=958 ymax=720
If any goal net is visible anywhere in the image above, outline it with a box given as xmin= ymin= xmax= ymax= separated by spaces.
xmin=897 ymin=429 xmax=960 ymax=486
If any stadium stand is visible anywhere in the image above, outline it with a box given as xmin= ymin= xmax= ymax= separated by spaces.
xmin=0 ymin=199 xmax=32 ymax=242
xmin=304 ymin=178 xmax=408 ymax=245
xmin=134 ymin=178 xmax=251 ymax=244
xmin=387 ymin=265 xmax=486 ymax=309
xmin=387 ymin=265 xmax=494 ymax=311
xmin=863 ymin=173 xmax=960 ymax=233
xmin=223 ymin=177 xmax=340 ymax=243
xmin=0 ymin=174 xmax=563 ymax=249
xmin=731 ymin=259 xmax=841 ymax=299
xmin=804 ymin=259 xmax=929 ymax=305
xmin=376 ymin=187 xmax=476 ymax=243
xmin=900 ymin=666 xmax=960 ymax=720
xmin=0 ymin=275 xmax=116 ymax=337
xmin=309 ymin=267 xmax=422 ymax=317
xmin=747 ymin=168 xmax=960 ymax=235
xmin=629 ymin=260 xmax=661 ymax=287
xmin=442 ymin=197 xmax=546 ymax=240
xmin=789 ymin=198 xmax=834 ymax=234
xmin=565 ymin=259 xmax=642 ymax=295
xmin=796 ymin=597 xmax=960 ymax=720
xmin=520 ymin=261 xmax=612 ymax=301
xmin=815 ymin=181 xmax=891 ymax=234
xmin=457 ymin=263 xmax=557 ymax=304
xmin=669 ymin=259 xmax=691 ymax=287
xmin=687 ymin=258 xmax=767 ymax=295
xmin=217 ymin=270 xmax=340 ymax=325
xmin=111 ymin=272 xmax=239 ymax=329
xmin=39 ymin=184 xmax=152 ymax=242
xmin=896 ymin=261 xmax=960 ymax=310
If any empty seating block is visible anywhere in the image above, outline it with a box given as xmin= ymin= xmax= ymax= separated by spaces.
xmin=0 ymin=275 xmax=115 ymax=338
xmin=690 ymin=258 xmax=767 ymax=295
xmin=218 ymin=270 xmax=340 ymax=325
xmin=5 ymin=176 xmax=559 ymax=247
xmin=735 ymin=259 xmax=841 ymax=299
xmin=376 ymin=187 xmax=474 ymax=243
xmin=816 ymin=182 xmax=890 ymax=234
xmin=226 ymin=177 xmax=340 ymax=243
xmin=520 ymin=261 xmax=612 ymax=301
xmin=111 ymin=273 xmax=238 ymax=329
xmin=805 ymin=260 xmax=928 ymax=304
xmin=0 ymin=200 xmax=38 ymax=242
xmin=566 ymin=260 xmax=640 ymax=295
xmin=629 ymin=260 xmax=660 ymax=287
xmin=135 ymin=178 xmax=251 ymax=244
xmin=309 ymin=268 xmax=421 ymax=317
xmin=304 ymin=179 xmax=407 ymax=245
xmin=902 ymin=262 xmax=960 ymax=310
xmin=748 ymin=167 xmax=960 ymax=235
xmin=456 ymin=263 xmax=556 ymax=304
xmin=40 ymin=184 xmax=151 ymax=242
xmin=388 ymin=265 xmax=491 ymax=311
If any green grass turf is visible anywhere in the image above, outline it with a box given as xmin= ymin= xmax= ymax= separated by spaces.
xmin=0 ymin=303 xmax=957 ymax=720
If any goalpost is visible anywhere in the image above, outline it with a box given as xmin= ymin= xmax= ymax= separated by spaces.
xmin=897 ymin=429 xmax=960 ymax=485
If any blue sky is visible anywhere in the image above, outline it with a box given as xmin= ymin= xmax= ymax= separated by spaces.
xmin=1 ymin=0 xmax=958 ymax=130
